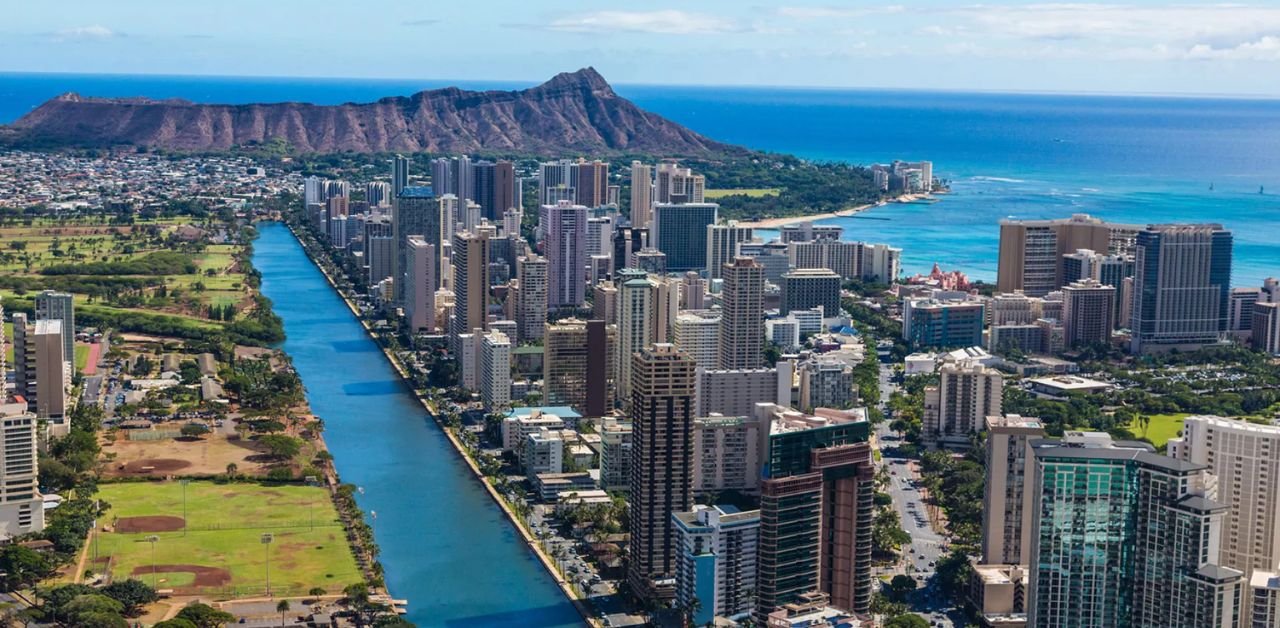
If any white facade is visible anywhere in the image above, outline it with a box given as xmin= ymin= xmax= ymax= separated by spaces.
xmin=673 ymin=311 xmax=721 ymax=372
xmin=480 ymin=331 xmax=512 ymax=410
xmin=0 ymin=412 xmax=43 ymax=539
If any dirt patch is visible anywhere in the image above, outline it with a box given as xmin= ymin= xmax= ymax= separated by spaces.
xmin=121 ymin=458 xmax=192 ymax=474
xmin=130 ymin=564 xmax=231 ymax=587
xmin=115 ymin=515 xmax=186 ymax=533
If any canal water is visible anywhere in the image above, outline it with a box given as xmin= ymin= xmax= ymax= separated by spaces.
xmin=252 ymin=222 xmax=582 ymax=627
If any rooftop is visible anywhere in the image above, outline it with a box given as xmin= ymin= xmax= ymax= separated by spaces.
xmin=768 ymin=406 xmax=867 ymax=435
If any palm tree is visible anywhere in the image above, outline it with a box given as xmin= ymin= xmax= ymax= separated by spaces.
xmin=276 ymin=599 xmax=291 ymax=626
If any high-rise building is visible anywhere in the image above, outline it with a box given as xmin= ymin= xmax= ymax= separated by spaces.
xmin=779 ymin=223 xmax=843 ymax=243
xmin=997 ymin=214 xmax=1141 ymax=297
xmin=923 ymin=357 xmax=1003 ymax=447
xmin=303 ymin=175 xmax=327 ymax=206
xmin=618 ymin=275 xmax=656 ymax=409
xmin=495 ymin=161 xmax=517 ymax=216
xmin=630 ymin=161 xmax=654 ymax=230
xmin=471 ymin=161 xmax=497 ymax=220
xmin=613 ymin=227 xmax=649 ymax=273
xmin=480 ymin=331 xmax=512 ymax=410
xmin=1168 ymin=416 xmax=1280 ymax=590
xmin=652 ymin=203 xmax=718 ymax=272
xmin=573 ymin=160 xmax=609 ymax=208
xmin=1130 ymin=224 xmax=1233 ymax=354
xmin=363 ymin=213 xmax=395 ymax=287
xmin=737 ymin=240 xmax=791 ymax=285
xmin=1254 ymin=302 xmax=1280 ymax=355
xmin=692 ymin=415 xmax=764 ymax=496
xmin=706 ymin=223 xmax=754 ymax=279
xmin=680 ymin=272 xmax=707 ymax=310
xmin=631 ymin=248 xmax=667 ymax=275
xmin=404 ymin=236 xmax=437 ymax=333
xmin=755 ymin=405 xmax=875 ymax=619
xmin=674 ymin=505 xmax=760 ymax=625
xmin=673 ymin=311 xmax=721 ymax=371
xmin=450 ymin=229 xmax=491 ymax=348
xmin=1027 ymin=432 xmax=1243 ymax=627
xmin=1060 ymin=278 xmax=1116 ymax=347
xmin=540 ymin=201 xmax=588 ymax=308
xmin=902 ymin=297 xmax=986 ymax=349
xmin=592 ymin=280 xmax=618 ymax=324
xmin=628 ymin=344 xmax=697 ymax=602
xmin=798 ymin=359 xmax=855 ymax=411
xmin=34 ymin=290 xmax=74 ymax=365
xmin=600 ymin=420 xmax=633 ymax=491
xmin=655 ymin=162 xmax=706 ymax=205
xmin=392 ymin=154 xmax=410 ymax=198
xmin=515 ymin=255 xmax=548 ymax=343
xmin=393 ymin=186 xmax=440 ymax=300
xmin=862 ymin=243 xmax=902 ymax=284
xmin=365 ymin=181 xmax=392 ymax=208
xmin=696 ymin=367 xmax=789 ymax=418
xmin=981 ymin=414 xmax=1046 ymax=566
xmin=543 ymin=319 xmax=617 ymax=416
xmin=538 ymin=159 xmax=574 ymax=205
xmin=0 ymin=411 xmax=44 ymax=539
xmin=780 ymin=268 xmax=841 ymax=316
xmin=787 ymin=240 xmax=867 ymax=281
xmin=719 ymin=257 xmax=765 ymax=370
xmin=14 ymin=317 xmax=68 ymax=421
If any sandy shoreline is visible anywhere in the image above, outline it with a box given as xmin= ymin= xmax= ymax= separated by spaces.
xmin=737 ymin=193 xmax=933 ymax=229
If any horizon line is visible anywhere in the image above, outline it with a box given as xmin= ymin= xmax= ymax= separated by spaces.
xmin=3 ymin=68 xmax=1280 ymax=103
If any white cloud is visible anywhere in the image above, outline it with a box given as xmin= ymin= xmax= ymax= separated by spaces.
xmin=959 ymin=4 xmax=1280 ymax=43
xmin=777 ymin=6 xmax=905 ymax=19
xmin=1184 ymin=35 xmax=1280 ymax=61
xmin=51 ymin=24 xmax=116 ymax=41
xmin=546 ymin=10 xmax=739 ymax=35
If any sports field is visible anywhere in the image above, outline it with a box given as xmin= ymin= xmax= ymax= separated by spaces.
xmin=1122 ymin=413 xmax=1188 ymax=447
xmin=704 ymin=187 xmax=782 ymax=199
xmin=92 ymin=481 xmax=361 ymax=597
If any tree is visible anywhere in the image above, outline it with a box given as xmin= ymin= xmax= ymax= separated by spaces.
xmin=886 ymin=574 xmax=918 ymax=603
xmin=308 ymin=586 xmax=327 ymax=598
xmin=176 ymin=603 xmax=236 ymax=628
xmin=181 ymin=423 xmax=211 ymax=440
xmin=276 ymin=600 xmax=290 ymax=627
xmin=0 ymin=545 xmax=52 ymax=591
xmin=101 ymin=578 xmax=159 ymax=615
xmin=154 ymin=620 xmax=200 ymax=628
xmin=884 ymin=614 xmax=930 ymax=628
xmin=258 ymin=434 xmax=301 ymax=459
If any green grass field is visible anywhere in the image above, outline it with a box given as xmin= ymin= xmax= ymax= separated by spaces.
xmin=704 ymin=188 xmax=782 ymax=199
xmin=94 ymin=482 xmax=361 ymax=597
xmin=74 ymin=344 xmax=90 ymax=370
xmin=1123 ymin=413 xmax=1189 ymax=447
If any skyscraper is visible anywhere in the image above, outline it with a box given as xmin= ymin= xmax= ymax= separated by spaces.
xmin=997 ymin=214 xmax=1140 ymax=297
xmin=515 ymin=255 xmax=548 ymax=343
xmin=1130 ymin=224 xmax=1233 ymax=353
xmin=652 ymin=203 xmax=718 ymax=271
xmin=780 ymin=268 xmax=841 ymax=316
xmin=494 ymin=161 xmax=517 ymax=217
xmin=34 ymin=290 xmax=74 ymax=365
xmin=540 ymin=201 xmax=588 ymax=308
xmin=480 ymin=331 xmax=512 ymax=410
xmin=450 ymin=229 xmax=491 ymax=348
xmin=1255 ymin=302 xmax=1280 ymax=355
xmin=365 ymin=181 xmax=392 ymax=208
xmin=630 ymin=161 xmax=654 ymax=230
xmin=538 ymin=159 xmax=574 ymax=205
xmin=923 ymin=357 xmax=1003 ymax=447
xmin=755 ymin=405 xmax=875 ymax=619
xmin=672 ymin=311 xmax=720 ymax=371
xmin=0 ymin=411 xmax=44 ymax=538
xmin=1027 ymin=432 xmax=1243 ymax=627
xmin=674 ymin=505 xmax=760 ymax=625
xmin=706 ymin=222 xmax=754 ymax=279
xmin=1061 ymin=278 xmax=1116 ymax=347
xmin=392 ymin=154 xmax=410 ymax=198
xmin=573 ymin=159 xmax=609 ymax=208
xmin=719 ymin=257 xmax=765 ymax=370
xmin=404 ymin=236 xmax=437 ymax=333
xmin=393 ymin=186 xmax=440 ymax=300
xmin=14 ymin=317 xmax=68 ymax=422
xmin=981 ymin=414 xmax=1046 ymax=566
xmin=617 ymin=274 xmax=656 ymax=408
xmin=543 ymin=318 xmax=617 ymax=416
xmin=627 ymin=343 xmax=697 ymax=603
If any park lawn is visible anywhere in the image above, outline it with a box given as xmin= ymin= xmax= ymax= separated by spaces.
xmin=704 ymin=188 xmax=782 ymax=199
xmin=95 ymin=481 xmax=361 ymax=596
xmin=1123 ymin=413 xmax=1189 ymax=447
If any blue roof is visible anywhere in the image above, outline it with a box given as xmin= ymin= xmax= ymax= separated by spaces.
xmin=399 ymin=185 xmax=434 ymax=198
xmin=506 ymin=406 xmax=583 ymax=419
xmin=830 ymin=325 xmax=859 ymax=335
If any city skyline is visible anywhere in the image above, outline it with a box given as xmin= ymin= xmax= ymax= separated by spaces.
xmin=4 ymin=1 xmax=1280 ymax=97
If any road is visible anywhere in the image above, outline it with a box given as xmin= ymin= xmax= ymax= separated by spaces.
xmin=874 ymin=357 xmax=960 ymax=626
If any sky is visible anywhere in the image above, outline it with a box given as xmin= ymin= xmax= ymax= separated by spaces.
xmin=4 ymin=1 xmax=1280 ymax=96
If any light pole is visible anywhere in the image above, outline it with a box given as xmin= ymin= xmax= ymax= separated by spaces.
xmin=181 ymin=479 xmax=190 ymax=537
xmin=261 ymin=533 xmax=274 ymax=597
xmin=145 ymin=535 xmax=160 ymax=587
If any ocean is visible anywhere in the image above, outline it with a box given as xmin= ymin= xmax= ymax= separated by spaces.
xmin=3 ymin=72 xmax=1278 ymax=286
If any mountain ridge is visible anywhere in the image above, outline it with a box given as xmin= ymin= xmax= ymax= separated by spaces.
xmin=5 ymin=68 xmax=741 ymax=156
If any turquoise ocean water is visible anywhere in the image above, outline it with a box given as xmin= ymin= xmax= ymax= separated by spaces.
xmin=3 ymin=72 xmax=1277 ymax=284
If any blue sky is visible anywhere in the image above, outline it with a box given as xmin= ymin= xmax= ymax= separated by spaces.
xmin=4 ymin=1 xmax=1280 ymax=95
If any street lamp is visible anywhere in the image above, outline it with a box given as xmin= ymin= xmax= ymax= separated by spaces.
xmin=145 ymin=535 xmax=160 ymax=587
xmin=261 ymin=533 xmax=274 ymax=597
